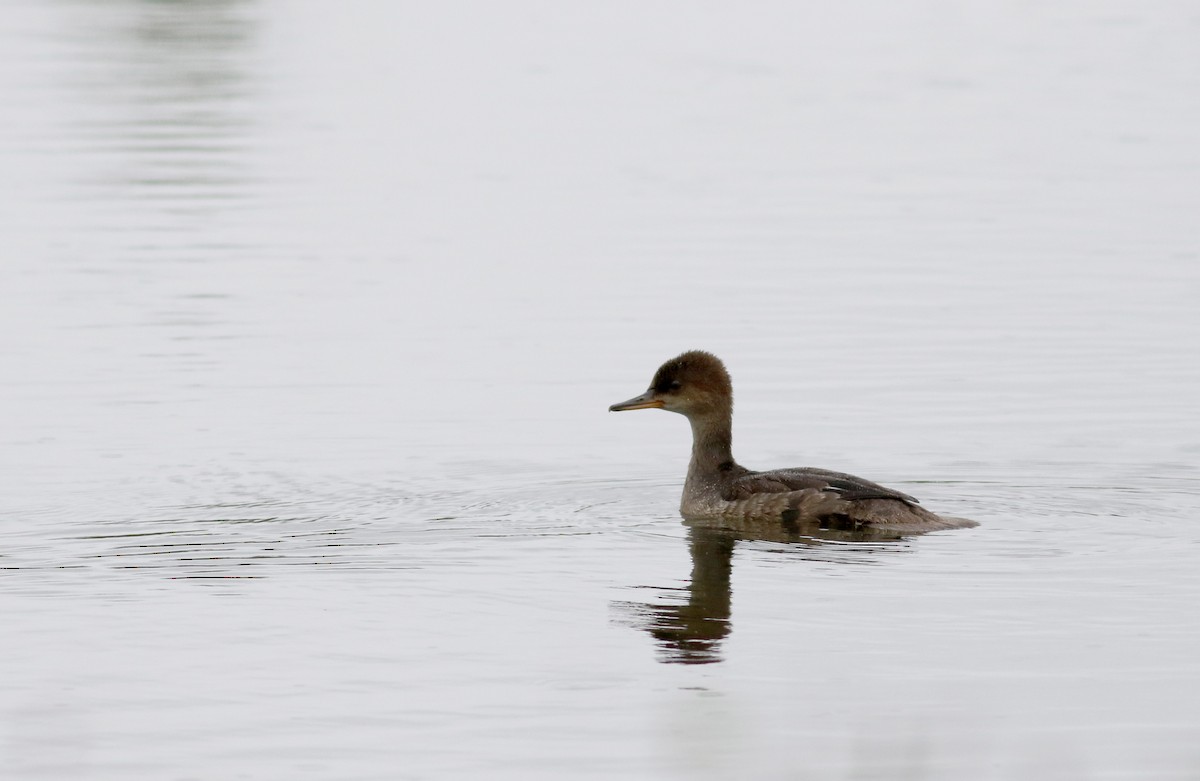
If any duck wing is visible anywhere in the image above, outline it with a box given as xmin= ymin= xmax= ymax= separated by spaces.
xmin=722 ymin=467 xmax=920 ymax=506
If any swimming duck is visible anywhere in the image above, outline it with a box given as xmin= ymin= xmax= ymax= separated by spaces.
xmin=609 ymin=351 xmax=976 ymax=533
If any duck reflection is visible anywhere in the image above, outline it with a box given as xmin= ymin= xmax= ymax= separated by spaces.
xmin=619 ymin=523 xmax=910 ymax=665
xmin=630 ymin=527 xmax=735 ymax=666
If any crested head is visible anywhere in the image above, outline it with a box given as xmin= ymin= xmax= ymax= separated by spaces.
xmin=609 ymin=350 xmax=733 ymax=419
xmin=650 ymin=350 xmax=732 ymax=399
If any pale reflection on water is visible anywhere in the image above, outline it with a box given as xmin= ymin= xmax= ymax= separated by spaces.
xmin=62 ymin=0 xmax=258 ymax=202
xmin=3 ymin=0 xmax=1200 ymax=779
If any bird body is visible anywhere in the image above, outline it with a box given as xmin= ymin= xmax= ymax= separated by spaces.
xmin=610 ymin=351 xmax=976 ymax=534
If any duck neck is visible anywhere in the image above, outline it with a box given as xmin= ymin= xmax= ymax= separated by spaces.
xmin=687 ymin=410 xmax=736 ymax=477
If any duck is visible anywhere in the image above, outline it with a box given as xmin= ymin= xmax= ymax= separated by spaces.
xmin=609 ymin=350 xmax=976 ymax=534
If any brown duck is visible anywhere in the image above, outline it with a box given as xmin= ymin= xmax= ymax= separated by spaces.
xmin=609 ymin=350 xmax=976 ymax=534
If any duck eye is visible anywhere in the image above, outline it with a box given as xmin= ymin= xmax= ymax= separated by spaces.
xmin=668 ymin=381 xmax=682 ymax=391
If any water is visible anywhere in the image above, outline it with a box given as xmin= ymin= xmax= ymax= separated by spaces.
xmin=3 ymin=1 xmax=1199 ymax=778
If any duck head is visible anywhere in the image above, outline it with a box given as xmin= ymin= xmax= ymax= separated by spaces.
xmin=609 ymin=350 xmax=733 ymax=419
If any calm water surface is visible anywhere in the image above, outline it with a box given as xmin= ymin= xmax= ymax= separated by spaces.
xmin=3 ymin=1 xmax=1199 ymax=779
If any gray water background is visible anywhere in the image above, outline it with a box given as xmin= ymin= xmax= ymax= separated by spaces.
xmin=2 ymin=1 xmax=1199 ymax=778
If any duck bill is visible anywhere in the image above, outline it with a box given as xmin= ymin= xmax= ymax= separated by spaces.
xmin=609 ymin=390 xmax=664 ymax=412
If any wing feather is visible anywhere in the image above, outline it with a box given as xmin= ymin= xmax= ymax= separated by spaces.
xmin=722 ymin=467 xmax=919 ymax=506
